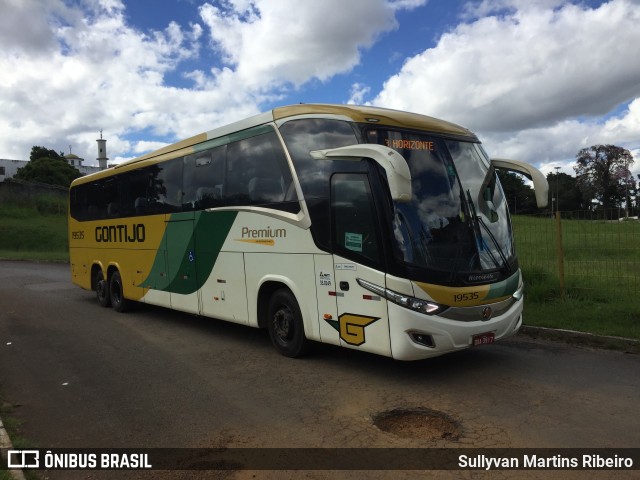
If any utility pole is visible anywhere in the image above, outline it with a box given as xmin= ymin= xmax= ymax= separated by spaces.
xmin=624 ymin=156 xmax=629 ymax=218
xmin=554 ymin=166 xmax=561 ymax=213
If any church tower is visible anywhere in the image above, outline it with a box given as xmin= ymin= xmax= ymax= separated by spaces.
xmin=96 ymin=130 xmax=108 ymax=170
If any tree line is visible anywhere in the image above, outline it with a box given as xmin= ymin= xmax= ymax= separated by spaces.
xmin=499 ymin=144 xmax=637 ymax=217
xmin=13 ymin=146 xmax=81 ymax=187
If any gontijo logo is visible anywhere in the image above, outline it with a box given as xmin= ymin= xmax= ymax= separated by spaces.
xmin=324 ymin=313 xmax=380 ymax=346
xmin=95 ymin=224 xmax=146 ymax=243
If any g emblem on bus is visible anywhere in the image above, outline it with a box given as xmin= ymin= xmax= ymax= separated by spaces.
xmin=481 ymin=306 xmax=493 ymax=321
xmin=325 ymin=313 xmax=380 ymax=346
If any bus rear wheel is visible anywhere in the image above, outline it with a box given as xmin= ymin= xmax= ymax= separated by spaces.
xmin=109 ymin=270 xmax=132 ymax=313
xmin=95 ymin=269 xmax=111 ymax=308
xmin=267 ymin=289 xmax=308 ymax=358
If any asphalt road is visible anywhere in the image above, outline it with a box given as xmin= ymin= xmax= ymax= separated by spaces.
xmin=1 ymin=260 xmax=639 ymax=479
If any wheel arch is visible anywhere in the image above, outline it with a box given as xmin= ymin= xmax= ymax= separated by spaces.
xmin=91 ymin=262 xmax=123 ymax=293
xmin=253 ymin=270 xmax=320 ymax=342
xmin=257 ymin=279 xmax=293 ymax=329
xmin=90 ymin=263 xmax=104 ymax=291
xmin=106 ymin=263 xmax=120 ymax=279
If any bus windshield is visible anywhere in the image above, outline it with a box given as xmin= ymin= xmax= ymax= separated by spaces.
xmin=366 ymin=129 xmax=514 ymax=280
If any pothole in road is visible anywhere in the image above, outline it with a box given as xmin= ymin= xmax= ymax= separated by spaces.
xmin=373 ymin=408 xmax=462 ymax=441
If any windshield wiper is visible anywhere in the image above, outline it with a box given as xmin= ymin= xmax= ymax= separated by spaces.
xmin=465 ymin=189 xmax=512 ymax=275
xmin=394 ymin=209 xmax=431 ymax=266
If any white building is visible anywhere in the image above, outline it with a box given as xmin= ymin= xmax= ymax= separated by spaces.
xmin=0 ymin=159 xmax=29 ymax=182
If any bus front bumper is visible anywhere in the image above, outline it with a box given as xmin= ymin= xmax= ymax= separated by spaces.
xmin=388 ymin=296 xmax=524 ymax=361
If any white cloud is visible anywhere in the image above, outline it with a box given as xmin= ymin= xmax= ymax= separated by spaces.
xmin=0 ymin=0 xmax=213 ymax=163
xmin=480 ymin=99 xmax=640 ymax=180
xmin=0 ymin=0 xmax=424 ymax=164
xmin=348 ymin=83 xmax=372 ymax=105
xmin=197 ymin=0 xmax=409 ymax=92
xmin=372 ymin=0 xmax=640 ymax=169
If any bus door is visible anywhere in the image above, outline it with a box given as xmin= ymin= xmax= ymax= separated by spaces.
xmin=330 ymin=173 xmax=391 ymax=357
xmin=166 ymin=211 xmax=199 ymax=314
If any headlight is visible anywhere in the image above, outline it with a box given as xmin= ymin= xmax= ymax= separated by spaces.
xmin=356 ymin=278 xmax=448 ymax=315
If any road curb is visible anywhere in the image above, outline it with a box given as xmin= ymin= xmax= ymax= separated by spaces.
xmin=520 ymin=325 xmax=640 ymax=354
xmin=0 ymin=417 xmax=27 ymax=480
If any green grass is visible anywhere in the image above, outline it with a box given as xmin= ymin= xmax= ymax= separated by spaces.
xmin=513 ymin=214 xmax=640 ymax=339
xmin=0 ymin=197 xmax=69 ymax=263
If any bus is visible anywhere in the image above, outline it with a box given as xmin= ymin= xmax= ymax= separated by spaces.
xmin=69 ymin=104 xmax=548 ymax=361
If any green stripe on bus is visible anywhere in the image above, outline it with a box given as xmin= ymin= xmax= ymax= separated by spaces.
xmin=486 ymin=270 xmax=520 ymax=299
xmin=141 ymin=210 xmax=238 ymax=295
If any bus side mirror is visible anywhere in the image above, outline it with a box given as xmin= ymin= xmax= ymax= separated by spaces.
xmin=310 ymin=144 xmax=412 ymax=202
xmin=491 ymin=158 xmax=549 ymax=208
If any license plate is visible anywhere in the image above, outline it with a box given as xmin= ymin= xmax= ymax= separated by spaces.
xmin=472 ymin=332 xmax=495 ymax=347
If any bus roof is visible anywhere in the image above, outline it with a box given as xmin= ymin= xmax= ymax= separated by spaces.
xmin=272 ymin=104 xmax=474 ymax=138
xmin=73 ymin=104 xmax=476 ymax=185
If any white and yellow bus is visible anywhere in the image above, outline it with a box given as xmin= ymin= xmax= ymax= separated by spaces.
xmin=69 ymin=104 xmax=548 ymax=360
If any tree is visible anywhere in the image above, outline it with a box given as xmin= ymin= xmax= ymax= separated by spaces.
xmin=14 ymin=145 xmax=81 ymax=187
xmin=29 ymin=146 xmax=65 ymax=162
xmin=547 ymin=172 xmax=585 ymax=213
xmin=496 ymin=171 xmax=537 ymax=214
xmin=574 ymin=145 xmax=635 ymax=218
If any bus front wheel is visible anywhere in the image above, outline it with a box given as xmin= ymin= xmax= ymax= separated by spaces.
xmin=95 ymin=269 xmax=111 ymax=308
xmin=109 ymin=270 xmax=132 ymax=313
xmin=267 ymin=289 xmax=308 ymax=358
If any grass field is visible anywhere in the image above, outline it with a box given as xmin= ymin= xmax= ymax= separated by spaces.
xmin=0 ymin=196 xmax=69 ymax=263
xmin=513 ymin=214 xmax=640 ymax=339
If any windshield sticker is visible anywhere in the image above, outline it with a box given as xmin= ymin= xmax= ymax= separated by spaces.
xmin=344 ymin=232 xmax=363 ymax=252
xmin=385 ymin=139 xmax=435 ymax=151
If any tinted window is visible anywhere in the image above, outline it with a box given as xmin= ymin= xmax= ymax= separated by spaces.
xmin=183 ymin=146 xmax=226 ymax=210
xmin=70 ymin=128 xmax=301 ymax=221
xmin=225 ymin=131 xmax=298 ymax=212
xmin=332 ymin=173 xmax=381 ymax=264
xmin=279 ymin=118 xmax=358 ymax=199
xmin=154 ymin=158 xmax=183 ymax=213
xmin=279 ymin=119 xmax=359 ymax=249
xmin=119 ymin=169 xmax=150 ymax=217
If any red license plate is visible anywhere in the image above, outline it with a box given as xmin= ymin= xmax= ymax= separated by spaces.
xmin=472 ymin=332 xmax=495 ymax=347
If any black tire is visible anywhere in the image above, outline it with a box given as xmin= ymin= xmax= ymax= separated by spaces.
xmin=109 ymin=270 xmax=132 ymax=313
xmin=95 ymin=269 xmax=111 ymax=308
xmin=267 ymin=289 xmax=308 ymax=358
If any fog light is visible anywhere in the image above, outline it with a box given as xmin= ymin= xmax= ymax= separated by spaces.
xmin=410 ymin=333 xmax=435 ymax=348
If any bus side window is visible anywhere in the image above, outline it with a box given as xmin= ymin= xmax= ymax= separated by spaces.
xmin=153 ymin=158 xmax=183 ymax=213
xmin=331 ymin=173 xmax=381 ymax=264
xmin=183 ymin=145 xmax=226 ymax=211
xmin=225 ymin=139 xmax=251 ymax=206
xmin=104 ymin=179 xmax=118 ymax=218
xmin=119 ymin=169 xmax=150 ymax=217
xmin=225 ymin=131 xmax=297 ymax=211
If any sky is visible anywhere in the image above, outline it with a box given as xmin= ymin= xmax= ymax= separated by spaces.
xmin=1 ymin=0 xmax=639 ymax=180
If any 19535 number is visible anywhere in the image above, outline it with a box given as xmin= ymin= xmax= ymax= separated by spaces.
xmin=454 ymin=292 xmax=480 ymax=303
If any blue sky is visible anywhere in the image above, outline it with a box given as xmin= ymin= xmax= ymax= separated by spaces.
xmin=1 ymin=0 xmax=639 ymax=179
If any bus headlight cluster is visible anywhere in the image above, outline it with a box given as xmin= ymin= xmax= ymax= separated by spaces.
xmin=356 ymin=278 xmax=448 ymax=315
